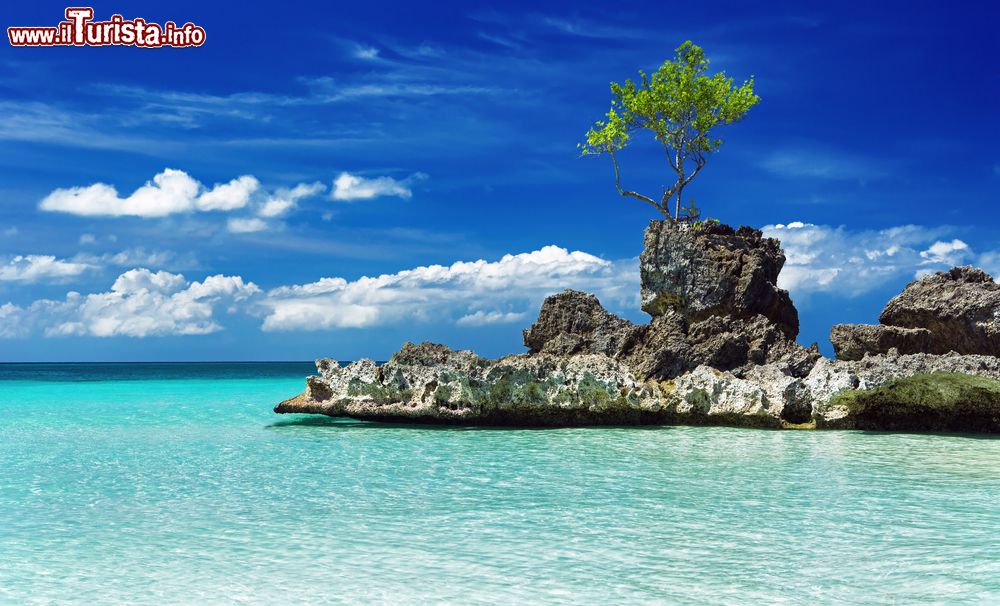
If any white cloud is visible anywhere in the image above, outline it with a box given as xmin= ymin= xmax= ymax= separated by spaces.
xmin=1 ymin=246 xmax=637 ymax=339
xmin=39 ymin=169 xmax=320 ymax=220
xmin=40 ymin=169 xmax=200 ymax=217
xmin=0 ymin=255 xmax=92 ymax=282
xmin=79 ymin=233 xmax=96 ymax=245
xmin=0 ymin=303 xmax=28 ymax=338
xmin=331 ymin=172 xmax=426 ymax=201
xmin=256 ymin=181 xmax=326 ymax=218
xmin=763 ymin=222 xmax=980 ymax=297
xmin=3 ymin=226 xmax=17 ymax=237
xmin=258 ymin=198 xmax=296 ymax=218
xmin=260 ymin=245 xmax=637 ymax=331
xmin=227 ymin=217 xmax=269 ymax=233
xmin=195 ymin=175 xmax=260 ymax=211
xmin=2 ymin=268 xmax=259 ymax=338
xmin=919 ymin=239 xmax=969 ymax=266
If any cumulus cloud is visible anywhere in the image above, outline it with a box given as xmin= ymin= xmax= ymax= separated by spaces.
xmin=195 ymin=175 xmax=260 ymax=211
xmin=763 ymin=222 xmax=980 ymax=297
xmin=260 ymin=245 xmax=637 ymax=331
xmin=0 ymin=303 xmax=28 ymax=338
xmin=1 ymin=268 xmax=259 ymax=338
xmin=41 ymin=169 xmax=201 ymax=217
xmin=331 ymin=172 xmax=426 ymax=201
xmin=1 ymin=246 xmax=637 ymax=339
xmin=0 ymin=255 xmax=92 ymax=282
xmin=224 ymin=180 xmax=326 ymax=232
xmin=38 ymin=169 xmax=322 ymax=220
xmin=919 ymin=239 xmax=970 ymax=266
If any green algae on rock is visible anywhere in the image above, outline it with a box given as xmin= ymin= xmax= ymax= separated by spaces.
xmin=821 ymin=372 xmax=1000 ymax=432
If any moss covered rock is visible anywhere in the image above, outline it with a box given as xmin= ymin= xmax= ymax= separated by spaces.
xmin=824 ymin=372 xmax=1000 ymax=432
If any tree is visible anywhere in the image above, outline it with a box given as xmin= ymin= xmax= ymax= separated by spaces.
xmin=580 ymin=41 xmax=760 ymax=221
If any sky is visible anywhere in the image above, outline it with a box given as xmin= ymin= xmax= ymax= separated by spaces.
xmin=0 ymin=0 xmax=998 ymax=362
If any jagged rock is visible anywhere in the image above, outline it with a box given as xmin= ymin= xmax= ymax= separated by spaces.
xmin=685 ymin=314 xmax=820 ymax=377
xmin=277 ymin=343 xmax=1000 ymax=432
xmin=669 ymin=365 xmax=811 ymax=427
xmin=640 ymin=220 xmax=798 ymax=337
xmin=619 ymin=313 xmax=692 ymax=380
xmin=831 ymin=266 xmax=1000 ymax=359
xmin=522 ymin=290 xmax=640 ymax=357
xmin=276 ymin=217 xmax=1000 ymax=432
xmin=829 ymin=324 xmax=931 ymax=361
xmin=277 ymin=344 xmax=822 ymax=428
xmin=276 ymin=342 xmax=667 ymax=426
xmin=522 ymin=287 xmax=818 ymax=382
xmin=809 ymin=351 xmax=1000 ymax=427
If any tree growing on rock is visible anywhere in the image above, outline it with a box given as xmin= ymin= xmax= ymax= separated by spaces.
xmin=580 ymin=41 xmax=760 ymax=221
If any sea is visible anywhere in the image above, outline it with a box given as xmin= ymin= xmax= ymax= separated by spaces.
xmin=1 ymin=362 xmax=999 ymax=605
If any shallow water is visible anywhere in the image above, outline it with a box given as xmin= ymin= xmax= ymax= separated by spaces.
xmin=1 ymin=363 xmax=998 ymax=605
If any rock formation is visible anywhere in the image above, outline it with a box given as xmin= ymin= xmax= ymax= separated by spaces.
xmin=522 ymin=290 xmax=640 ymax=358
xmin=640 ymin=221 xmax=798 ymax=336
xmin=276 ymin=342 xmax=665 ymax=426
xmin=521 ymin=221 xmax=819 ymax=380
xmin=275 ymin=221 xmax=1000 ymax=433
xmin=276 ymin=342 xmax=816 ymax=428
xmin=831 ymin=266 xmax=1000 ymax=360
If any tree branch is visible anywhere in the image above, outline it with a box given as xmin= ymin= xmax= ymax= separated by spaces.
xmin=609 ymin=149 xmax=661 ymax=212
xmin=682 ymin=155 xmax=707 ymax=187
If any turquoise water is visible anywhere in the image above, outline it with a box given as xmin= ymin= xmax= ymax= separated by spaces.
xmin=1 ymin=363 xmax=999 ymax=605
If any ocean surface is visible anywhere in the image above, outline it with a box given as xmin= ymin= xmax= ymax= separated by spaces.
xmin=1 ymin=363 xmax=999 ymax=605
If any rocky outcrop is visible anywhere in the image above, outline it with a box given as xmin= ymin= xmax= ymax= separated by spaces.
xmin=522 ymin=290 xmax=640 ymax=357
xmin=277 ymin=220 xmax=821 ymax=428
xmin=640 ymin=221 xmax=798 ymax=337
xmin=659 ymin=350 xmax=1000 ymax=430
xmin=276 ymin=218 xmax=1000 ymax=433
xmin=831 ymin=266 xmax=1000 ymax=360
xmin=275 ymin=342 xmax=815 ymax=428
xmin=521 ymin=221 xmax=818 ymax=380
xmin=277 ymin=345 xmax=1000 ymax=430
xmin=276 ymin=342 xmax=665 ymax=426
xmin=820 ymin=372 xmax=1000 ymax=433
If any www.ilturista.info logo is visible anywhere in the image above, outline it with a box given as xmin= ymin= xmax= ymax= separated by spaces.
xmin=8 ymin=7 xmax=206 ymax=47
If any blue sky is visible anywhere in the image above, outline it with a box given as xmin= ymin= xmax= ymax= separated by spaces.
xmin=0 ymin=1 xmax=998 ymax=361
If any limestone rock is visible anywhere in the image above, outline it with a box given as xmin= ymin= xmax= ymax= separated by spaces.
xmin=276 ymin=216 xmax=1000 ymax=432
xmin=829 ymin=324 xmax=931 ymax=361
xmin=639 ymin=220 xmax=798 ymax=337
xmin=276 ymin=342 xmax=666 ymax=426
xmin=669 ymin=365 xmax=810 ymax=427
xmin=831 ymin=266 xmax=1000 ymax=359
xmin=521 ymin=275 xmax=817 ymax=382
xmin=522 ymin=290 xmax=640 ymax=357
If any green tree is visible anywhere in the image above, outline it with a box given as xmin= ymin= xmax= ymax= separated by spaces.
xmin=580 ymin=41 xmax=760 ymax=221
